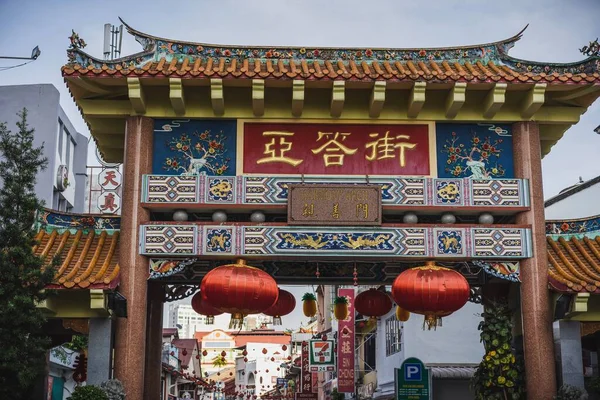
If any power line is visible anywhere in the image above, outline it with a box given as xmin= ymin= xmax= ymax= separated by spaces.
xmin=0 ymin=60 xmax=34 ymax=72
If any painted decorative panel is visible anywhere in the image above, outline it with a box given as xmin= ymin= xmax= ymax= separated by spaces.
xmin=142 ymin=175 xmax=529 ymax=208
xmin=152 ymin=119 xmax=236 ymax=175
xmin=139 ymin=225 xmax=197 ymax=255
xmin=436 ymin=123 xmax=514 ymax=179
xmin=139 ymin=224 xmax=531 ymax=259
xmin=36 ymin=209 xmax=120 ymax=231
xmin=242 ymin=122 xmax=433 ymax=176
xmin=142 ymin=175 xmax=199 ymax=203
xmin=546 ymin=214 xmax=600 ymax=237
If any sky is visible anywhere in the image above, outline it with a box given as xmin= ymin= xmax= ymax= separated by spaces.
xmin=1 ymin=0 xmax=599 ymax=329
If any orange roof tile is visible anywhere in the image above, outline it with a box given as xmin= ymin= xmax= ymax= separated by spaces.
xmin=547 ymin=236 xmax=600 ymax=293
xmin=34 ymin=229 xmax=120 ymax=290
xmin=61 ymin=57 xmax=600 ymax=85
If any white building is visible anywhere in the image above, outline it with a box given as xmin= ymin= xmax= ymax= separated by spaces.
xmin=235 ymin=342 xmax=291 ymax=397
xmin=373 ymin=302 xmax=483 ymax=400
xmin=545 ymin=176 xmax=600 ymax=220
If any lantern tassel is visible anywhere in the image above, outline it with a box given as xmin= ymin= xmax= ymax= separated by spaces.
xmin=229 ymin=313 xmax=245 ymax=329
xmin=272 ymin=315 xmax=282 ymax=325
xmin=423 ymin=315 xmax=442 ymax=331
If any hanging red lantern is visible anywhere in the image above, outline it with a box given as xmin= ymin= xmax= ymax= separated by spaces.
xmin=287 ymin=356 xmax=292 ymax=360
xmin=192 ymin=290 xmax=223 ymax=325
xmin=271 ymin=357 xmax=275 ymax=362
xmin=196 ymin=354 xmax=200 ymax=359
xmin=263 ymin=289 xmax=296 ymax=325
xmin=355 ymin=288 xmax=393 ymax=319
xmin=262 ymin=348 xmax=268 ymax=354
xmin=244 ymin=357 xmax=248 ymax=362
xmin=201 ymin=259 xmax=279 ymax=328
xmin=282 ymin=345 xmax=287 ymax=351
xmin=202 ymin=350 xmax=208 ymax=357
xmin=221 ymin=350 xmax=227 ymax=357
xmin=182 ymin=349 xmax=188 ymax=356
xmin=242 ymin=349 xmax=248 ymax=356
xmin=391 ymin=261 xmax=469 ymax=330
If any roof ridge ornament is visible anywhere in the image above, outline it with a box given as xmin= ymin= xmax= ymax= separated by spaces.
xmin=580 ymin=38 xmax=600 ymax=58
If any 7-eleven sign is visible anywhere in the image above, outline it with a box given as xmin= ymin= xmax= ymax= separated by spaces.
xmin=309 ymin=340 xmax=336 ymax=372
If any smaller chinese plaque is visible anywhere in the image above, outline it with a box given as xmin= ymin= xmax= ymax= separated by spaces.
xmin=288 ymin=184 xmax=382 ymax=226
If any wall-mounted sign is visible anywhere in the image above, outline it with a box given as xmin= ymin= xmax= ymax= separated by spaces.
xmin=98 ymin=168 xmax=122 ymax=190
xmin=288 ymin=184 xmax=382 ymax=226
xmin=395 ymin=358 xmax=430 ymax=400
xmin=337 ymin=288 xmax=356 ymax=393
xmin=243 ymin=123 xmax=432 ymax=176
xmin=299 ymin=341 xmax=314 ymax=394
xmin=56 ymin=164 xmax=69 ymax=192
xmin=97 ymin=192 xmax=121 ymax=214
xmin=308 ymin=339 xmax=336 ymax=372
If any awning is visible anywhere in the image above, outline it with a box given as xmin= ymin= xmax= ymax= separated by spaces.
xmin=427 ymin=364 xmax=478 ymax=379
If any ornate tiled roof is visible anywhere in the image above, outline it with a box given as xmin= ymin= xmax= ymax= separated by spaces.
xmin=62 ymin=20 xmax=600 ymax=84
xmin=547 ymin=235 xmax=600 ymax=293
xmin=34 ymin=228 xmax=120 ymax=290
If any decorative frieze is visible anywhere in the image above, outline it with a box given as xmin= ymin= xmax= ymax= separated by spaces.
xmin=142 ymin=175 xmax=529 ymax=209
xmin=139 ymin=224 xmax=532 ymax=259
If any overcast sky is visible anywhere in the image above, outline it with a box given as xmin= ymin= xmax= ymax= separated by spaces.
xmin=1 ymin=0 xmax=599 ymax=328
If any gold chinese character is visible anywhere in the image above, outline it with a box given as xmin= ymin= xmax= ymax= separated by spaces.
xmin=256 ymin=131 xmax=303 ymax=166
xmin=302 ymin=203 xmax=315 ymax=217
xmin=311 ymin=132 xmax=357 ymax=166
xmin=365 ymin=131 xmax=417 ymax=167
xmin=356 ymin=203 xmax=368 ymax=219
xmin=341 ymin=341 xmax=352 ymax=354
xmin=332 ymin=202 xmax=340 ymax=219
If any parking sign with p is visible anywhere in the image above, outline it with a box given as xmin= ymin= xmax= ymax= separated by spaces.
xmin=395 ymin=358 xmax=430 ymax=400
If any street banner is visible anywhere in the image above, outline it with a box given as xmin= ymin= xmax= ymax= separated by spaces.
xmin=337 ymin=288 xmax=355 ymax=393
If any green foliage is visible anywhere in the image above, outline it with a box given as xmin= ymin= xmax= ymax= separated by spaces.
xmin=64 ymin=335 xmax=89 ymax=352
xmin=471 ymin=301 xmax=525 ymax=400
xmin=302 ymin=292 xmax=316 ymax=301
xmin=554 ymin=385 xmax=588 ymax=400
xmin=212 ymin=355 xmax=227 ymax=368
xmin=331 ymin=388 xmax=345 ymax=400
xmin=586 ymin=376 xmax=600 ymax=394
xmin=0 ymin=109 xmax=55 ymax=399
xmin=68 ymin=385 xmax=109 ymax=400
xmin=333 ymin=296 xmax=348 ymax=305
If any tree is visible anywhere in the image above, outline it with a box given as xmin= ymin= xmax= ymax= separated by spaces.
xmin=0 ymin=109 xmax=55 ymax=399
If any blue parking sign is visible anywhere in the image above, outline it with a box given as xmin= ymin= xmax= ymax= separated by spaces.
xmin=395 ymin=358 xmax=430 ymax=400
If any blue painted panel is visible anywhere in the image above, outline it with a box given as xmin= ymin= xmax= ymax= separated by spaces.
xmin=153 ymin=119 xmax=237 ymax=175
xmin=436 ymin=123 xmax=513 ymax=179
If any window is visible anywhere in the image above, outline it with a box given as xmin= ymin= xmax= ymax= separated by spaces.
xmin=385 ymin=317 xmax=402 ymax=356
xmin=364 ymin=333 xmax=376 ymax=371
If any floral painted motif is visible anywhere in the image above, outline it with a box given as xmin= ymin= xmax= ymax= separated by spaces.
xmin=546 ymin=215 xmax=600 ymax=235
xmin=436 ymin=124 xmax=513 ymax=179
xmin=153 ymin=119 xmax=236 ymax=176
xmin=37 ymin=209 xmax=120 ymax=231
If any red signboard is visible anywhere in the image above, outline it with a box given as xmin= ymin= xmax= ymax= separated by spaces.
xmin=243 ymin=123 xmax=431 ymax=175
xmin=300 ymin=341 xmax=313 ymax=393
xmin=337 ymin=288 xmax=356 ymax=393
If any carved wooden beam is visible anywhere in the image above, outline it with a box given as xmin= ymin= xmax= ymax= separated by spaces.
xmin=252 ymin=79 xmax=265 ymax=117
xmin=90 ymin=289 xmax=108 ymax=311
xmin=445 ymin=82 xmax=467 ymax=119
xmin=369 ymin=81 xmax=386 ymax=118
xmin=330 ymin=81 xmax=345 ymax=118
xmin=169 ymin=78 xmax=186 ymax=116
xmin=521 ymin=83 xmax=546 ymax=119
xmin=292 ymin=80 xmax=305 ymax=117
xmin=210 ymin=78 xmax=224 ymax=116
xmin=407 ymin=82 xmax=426 ymax=118
xmin=483 ymin=83 xmax=507 ymax=119
xmin=127 ymin=78 xmax=146 ymax=114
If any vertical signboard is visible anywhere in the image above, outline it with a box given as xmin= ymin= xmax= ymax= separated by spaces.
xmin=301 ymin=341 xmax=313 ymax=393
xmin=337 ymin=288 xmax=355 ymax=393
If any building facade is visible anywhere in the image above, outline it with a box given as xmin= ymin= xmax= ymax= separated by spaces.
xmin=58 ymin=20 xmax=600 ymax=400
xmin=0 ymin=84 xmax=88 ymax=212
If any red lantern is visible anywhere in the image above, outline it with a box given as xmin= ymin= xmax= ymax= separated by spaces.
xmin=244 ymin=357 xmax=248 ymax=362
xmin=282 ymin=345 xmax=287 ymax=351
xmin=271 ymin=357 xmax=275 ymax=362
xmin=262 ymin=348 xmax=268 ymax=354
xmin=242 ymin=350 xmax=248 ymax=356
xmin=202 ymin=350 xmax=208 ymax=357
xmin=221 ymin=350 xmax=227 ymax=357
xmin=182 ymin=349 xmax=188 ymax=356
xmin=201 ymin=259 xmax=279 ymax=328
xmin=263 ymin=289 xmax=296 ymax=325
xmin=391 ymin=262 xmax=470 ymax=330
xmin=355 ymin=288 xmax=393 ymax=319
xmin=192 ymin=290 xmax=223 ymax=325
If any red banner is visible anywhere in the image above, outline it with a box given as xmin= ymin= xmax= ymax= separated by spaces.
xmin=243 ymin=123 xmax=431 ymax=175
xmin=337 ymin=288 xmax=355 ymax=393
xmin=300 ymin=341 xmax=313 ymax=393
